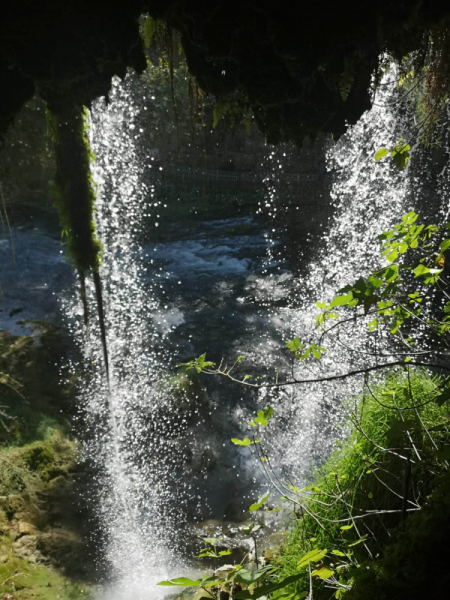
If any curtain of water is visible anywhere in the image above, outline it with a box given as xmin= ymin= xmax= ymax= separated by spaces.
xmin=62 ymin=64 xmax=450 ymax=598
xmin=65 ymin=75 xmax=191 ymax=598
xmin=255 ymin=66 xmax=450 ymax=484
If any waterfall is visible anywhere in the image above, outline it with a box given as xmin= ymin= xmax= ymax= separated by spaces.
xmin=64 ymin=74 xmax=191 ymax=599
xmin=60 ymin=63 xmax=450 ymax=599
xmin=254 ymin=65 xmax=450 ymax=484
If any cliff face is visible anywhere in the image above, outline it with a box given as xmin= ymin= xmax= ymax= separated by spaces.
xmin=1 ymin=2 xmax=449 ymax=142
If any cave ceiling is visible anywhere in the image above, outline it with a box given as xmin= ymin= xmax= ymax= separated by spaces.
xmin=1 ymin=1 xmax=449 ymax=143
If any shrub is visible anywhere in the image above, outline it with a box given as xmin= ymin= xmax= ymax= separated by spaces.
xmin=273 ymin=369 xmax=450 ymax=599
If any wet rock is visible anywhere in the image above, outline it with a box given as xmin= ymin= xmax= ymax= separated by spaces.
xmin=223 ymin=499 xmax=249 ymax=522
xmin=36 ymin=531 xmax=90 ymax=576
xmin=12 ymin=534 xmax=41 ymax=563
xmin=16 ymin=521 xmax=36 ymax=538
xmin=189 ymin=519 xmax=252 ymax=566
xmin=260 ymin=531 xmax=287 ymax=558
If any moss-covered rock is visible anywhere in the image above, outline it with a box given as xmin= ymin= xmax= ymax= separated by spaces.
xmin=0 ymin=327 xmax=97 ymax=598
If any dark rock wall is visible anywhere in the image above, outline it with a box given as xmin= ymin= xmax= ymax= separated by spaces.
xmin=2 ymin=2 xmax=450 ymax=143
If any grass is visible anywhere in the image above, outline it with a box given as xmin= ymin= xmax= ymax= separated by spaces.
xmin=272 ymin=369 xmax=450 ymax=599
xmin=0 ymin=553 xmax=92 ymax=600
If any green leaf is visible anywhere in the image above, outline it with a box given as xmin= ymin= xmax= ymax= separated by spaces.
xmin=178 ymin=353 xmax=216 ymax=373
xmin=391 ymin=143 xmax=411 ymax=169
xmin=348 ymin=535 xmax=368 ymax=547
xmin=213 ymin=102 xmax=229 ymax=128
xmin=414 ymin=264 xmax=442 ymax=278
xmin=235 ymin=572 xmax=307 ymax=599
xmin=231 ymin=438 xmax=261 ymax=446
xmin=312 ymin=346 xmax=322 ymax=359
xmin=440 ymin=239 xmax=450 ymax=252
xmin=368 ymin=319 xmax=378 ymax=332
xmin=297 ymin=549 xmax=327 ymax=569
xmin=249 ymin=491 xmax=271 ymax=512
xmin=329 ymin=293 xmax=354 ymax=308
xmin=312 ymin=567 xmax=334 ymax=579
xmin=241 ymin=523 xmax=263 ymax=536
xmin=203 ymin=537 xmax=221 ymax=545
xmin=233 ymin=565 xmax=276 ymax=586
xmin=157 ymin=577 xmax=202 ymax=587
xmin=254 ymin=406 xmax=274 ymax=426
xmin=375 ymin=147 xmax=389 ymax=161
xmin=285 ymin=337 xmax=302 ymax=353
xmin=387 ymin=249 xmax=398 ymax=262
xmin=332 ymin=550 xmax=346 ymax=557
xmin=340 ymin=524 xmax=353 ymax=531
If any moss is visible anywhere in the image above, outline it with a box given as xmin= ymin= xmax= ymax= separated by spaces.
xmin=0 ymin=552 xmax=92 ymax=599
xmin=0 ymin=433 xmax=94 ymax=598
xmin=0 ymin=327 xmax=98 ymax=591
xmin=49 ymin=108 xmax=101 ymax=276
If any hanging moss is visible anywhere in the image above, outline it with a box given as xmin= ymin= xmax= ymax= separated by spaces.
xmin=49 ymin=107 xmax=110 ymax=380
xmin=49 ymin=107 xmax=101 ymax=276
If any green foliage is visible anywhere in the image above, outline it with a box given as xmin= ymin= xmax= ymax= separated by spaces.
xmin=231 ymin=437 xmax=261 ymax=446
xmin=172 ymin=211 xmax=450 ymax=600
xmin=316 ymin=211 xmax=450 ymax=340
xmin=346 ymin=469 xmax=450 ymax=600
xmin=374 ymin=139 xmax=411 ymax=170
xmin=0 ymin=326 xmax=73 ymax=447
xmin=213 ymin=101 xmax=230 ymax=128
xmin=285 ymin=338 xmax=326 ymax=360
xmin=179 ymin=353 xmax=216 ymax=373
xmin=272 ymin=370 xmax=450 ymax=599
xmin=139 ymin=14 xmax=158 ymax=51
xmin=249 ymin=406 xmax=274 ymax=427
xmin=249 ymin=491 xmax=271 ymax=512
xmin=0 ymin=551 xmax=92 ymax=600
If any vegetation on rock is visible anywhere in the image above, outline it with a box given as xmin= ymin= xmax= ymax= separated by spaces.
xmin=0 ymin=325 xmax=95 ymax=599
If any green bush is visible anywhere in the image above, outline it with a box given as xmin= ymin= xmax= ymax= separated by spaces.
xmin=273 ymin=369 xmax=450 ymax=599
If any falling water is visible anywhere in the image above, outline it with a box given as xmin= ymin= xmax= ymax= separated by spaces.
xmin=250 ymin=65 xmax=450 ymax=484
xmin=61 ymin=63 xmax=450 ymax=598
xmin=64 ymin=75 xmax=193 ymax=598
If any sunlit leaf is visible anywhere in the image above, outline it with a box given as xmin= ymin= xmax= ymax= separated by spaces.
xmin=297 ymin=549 xmax=327 ymax=569
xmin=249 ymin=491 xmax=271 ymax=512
xmin=312 ymin=567 xmax=334 ymax=579
xmin=157 ymin=577 xmax=202 ymax=587
xmin=375 ymin=147 xmax=389 ymax=161
xmin=231 ymin=438 xmax=261 ymax=446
